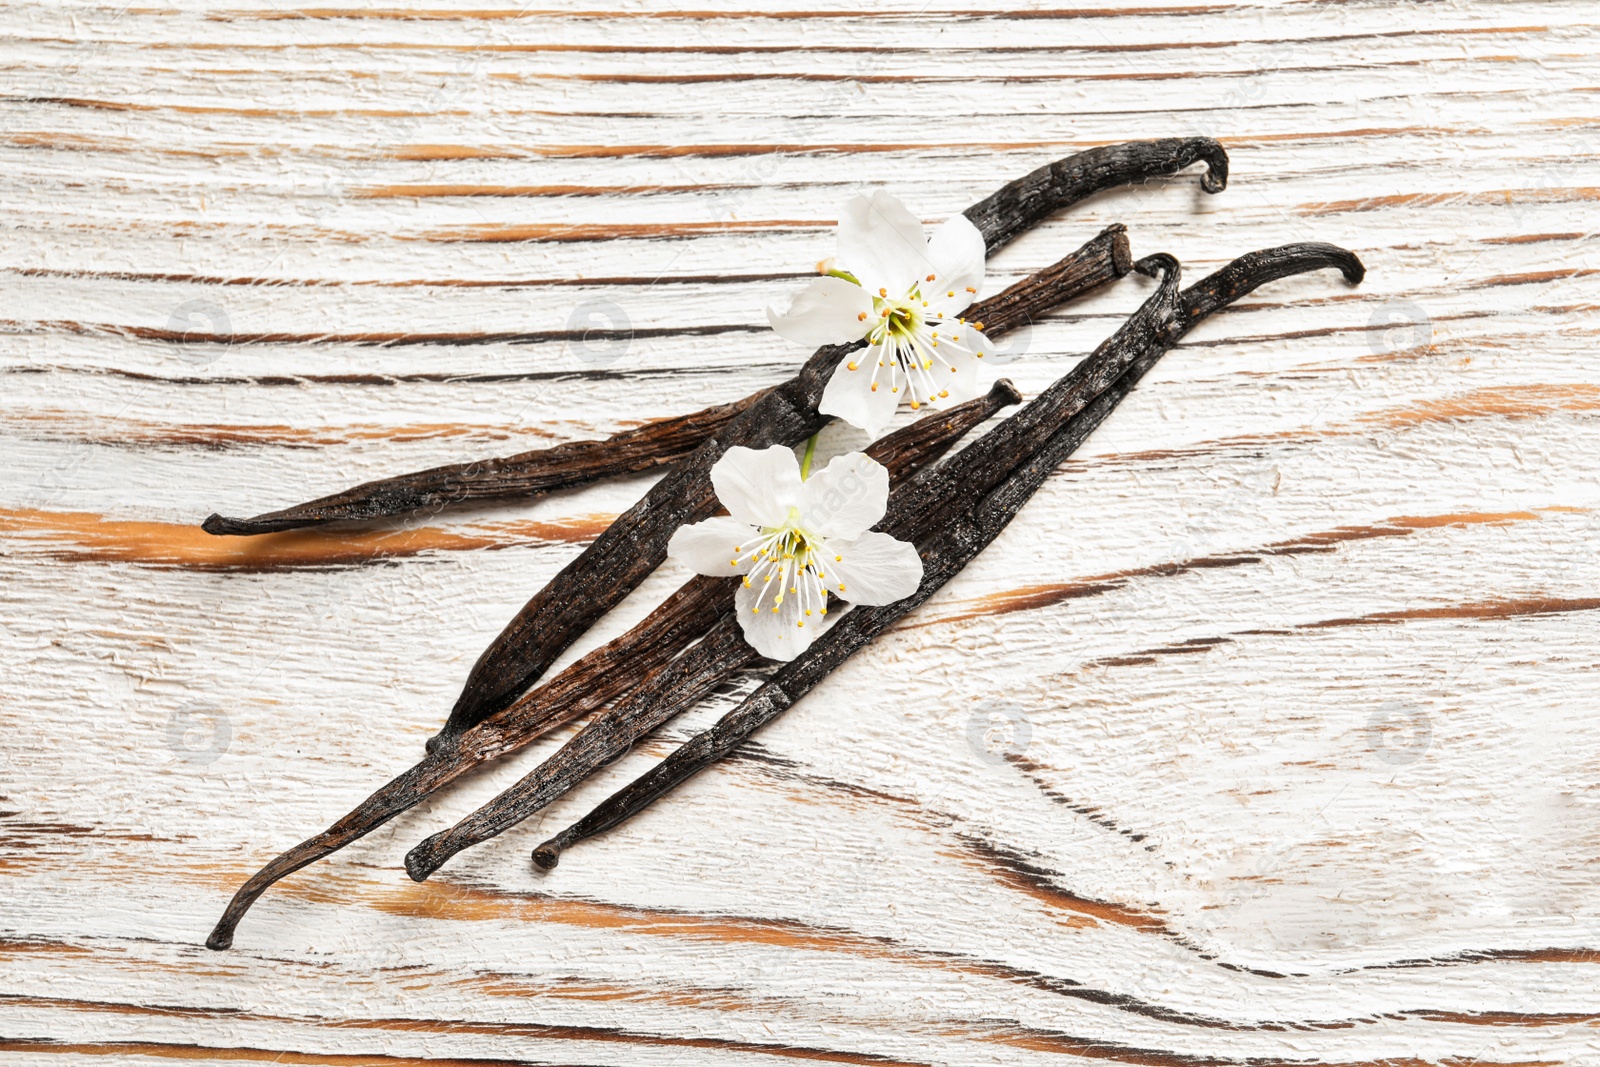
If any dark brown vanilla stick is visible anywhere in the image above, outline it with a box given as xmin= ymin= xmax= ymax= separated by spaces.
xmin=404 ymin=244 xmax=1192 ymax=879
xmin=201 ymin=395 xmax=767 ymax=536
xmin=204 ymin=382 xmax=1020 ymax=951
xmin=432 ymin=220 xmax=1152 ymax=747
xmin=402 ymin=256 xmax=1181 ymax=879
xmin=963 ymin=136 xmax=1227 ymax=258
xmin=527 ymin=243 xmax=1366 ymax=870
xmin=201 ymin=137 xmax=1225 ymax=539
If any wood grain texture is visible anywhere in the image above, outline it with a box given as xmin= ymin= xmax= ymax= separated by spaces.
xmin=2 ymin=1 xmax=1599 ymax=1064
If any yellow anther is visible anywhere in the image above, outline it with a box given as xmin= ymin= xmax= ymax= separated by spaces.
xmin=729 ymin=559 xmax=738 ymax=566
xmin=870 ymin=382 xmax=878 ymax=392
xmin=857 ymin=312 xmax=867 ymax=321
xmin=909 ymin=399 xmax=920 ymax=410
xmin=847 ymin=361 xmax=859 ymax=371
xmin=890 ymin=386 xmax=898 ymax=393
xmin=797 ymin=620 xmax=804 ymax=627
xmin=976 ymin=352 xmax=985 ymax=358
xmin=838 ymin=583 xmax=847 ymax=593
xmin=879 ymin=287 xmax=887 ymax=297
xmin=939 ymin=389 xmax=949 ymax=398
xmin=946 ymin=290 xmax=954 ymax=297
xmin=926 ymin=273 xmax=936 ymax=281
xmin=924 ymin=359 xmax=933 ymax=369
xmin=974 ymin=322 xmax=984 ymax=330
xmin=834 ymin=554 xmax=841 ymax=561
xmin=966 ymin=286 xmax=976 ymax=293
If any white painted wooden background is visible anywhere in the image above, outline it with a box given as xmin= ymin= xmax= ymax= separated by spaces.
xmin=2 ymin=1 xmax=1598 ymax=1063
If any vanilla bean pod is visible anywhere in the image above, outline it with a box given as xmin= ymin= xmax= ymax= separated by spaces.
xmin=205 ymin=382 xmax=1019 ymax=950
xmin=200 ymin=394 xmax=767 ymax=536
xmin=527 ymin=243 xmax=1366 ymax=870
xmin=207 ymin=228 xmax=1151 ymax=949
xmin=202 ymin=138 xmax=1224 ymax=539
xmin=414 ymin=240 xmax=1365 ymax=879
xmin=433 ymin=220 xmax=1153 ymax=747
xmin=399 ymin=256 xmax=1182 ymax=879
xmin=401 ymin=250 xmax=1175 ymax=878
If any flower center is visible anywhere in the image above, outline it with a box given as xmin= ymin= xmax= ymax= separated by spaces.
xmin=849 ymin=282 xmax=965 ymax=409
xmin=869 ymin=288 xmax=923 ymax=344
xmin=730 ymin=507 xmax=835 ymax=627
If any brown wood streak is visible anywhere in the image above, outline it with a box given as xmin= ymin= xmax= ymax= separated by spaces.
xmin=354 ymin=882 xmax=1308 ymax=1033
xmin=2 ymin=318 xmax=764 ymax=344
xmin=0 ymin=128 xmax=1476 ymax=164
xmin=1360 ymin=947 xmax=1600 ymax=970
xmin=962 ymin=1029 xmax=1537 ymax=1067
xmin=6 ymin=265 xmax=814 ymax=285
xmin=956 ymin=837 xmax=1167 ymax=931
xmin=11 ymin=901 xmax=1581 ymax=1043
xmin=919 ymin=510 xmax=1558 ymax=627
xmin=0 ymin=508 xmax=613 ymax=569
xmin=1074 ymin=591 xmax=1600 ymax=671
xmin=205 ymin=7 xmax=1241 ymax=22
xmin=5 ymin=412 xmax=565 ymax=450
xmin=0 ymin=1035 xmax=1548 ymax=1067
xmin=1301 ymin=187 xmax=1600 ymax=215
xmin=1468 ymin=268 xmax=1600 ymax=289
xmin=1304 ymin=595 xmax=1600 ymax=629
xmin=1073 ymin=383 xmax=1600 ymax=465
xmin=20 ymin=986 xmax=1574 ymax=1067
xmin=35 ymin=22 xmax=1555 ymax=51
xmin=0 ymin=996 xmax=931 ymax=1067
xmin=0 ymin=1042 xmax=556 ymax=1067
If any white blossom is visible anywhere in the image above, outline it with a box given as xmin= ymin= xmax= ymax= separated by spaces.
xmin=667 ymin=445 xmax=923 ymax=660
xmin=766 ymin=189 xmax=995 ymax=437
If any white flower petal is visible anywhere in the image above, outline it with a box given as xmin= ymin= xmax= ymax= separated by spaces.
xmin=667 ymin=515 xmax=762 ymax=576
xmin=942 ymin=347 xmax=984 ymax=406
xmin=734 ymin=573 xmax=843 ymax=661
xmin=828 ymin=531 xmax=924 ymax=606
xmin=798 ymin=451 xmax=889 ymax=540
xmin=818 ymin=344 xmax=901 ymax=438
xmin=766 ymin=275 xmax=874 ymax=349
xmin=836 ymin=189 xmax=933 ymax=296
xmin=921 ymin=213 xmax=986 ymax=317
xmin=926 ymin=325 xmax=991 ymax=406
xmin=710 ymin=445 xmax=804 ymax=527
xmin=961 ymin=325 xmax=997 ymax=361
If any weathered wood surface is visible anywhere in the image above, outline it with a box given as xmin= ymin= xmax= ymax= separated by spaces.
xmin=2 ymin=1 xmax=1598 ymax=1063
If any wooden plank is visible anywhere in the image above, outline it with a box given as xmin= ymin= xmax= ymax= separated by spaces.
xmin=2 ymin=1 xmax=1598 ymax=1063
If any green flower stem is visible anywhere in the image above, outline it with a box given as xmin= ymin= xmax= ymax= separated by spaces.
xmin=799 ymin=433 xmax=819 ymax=480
